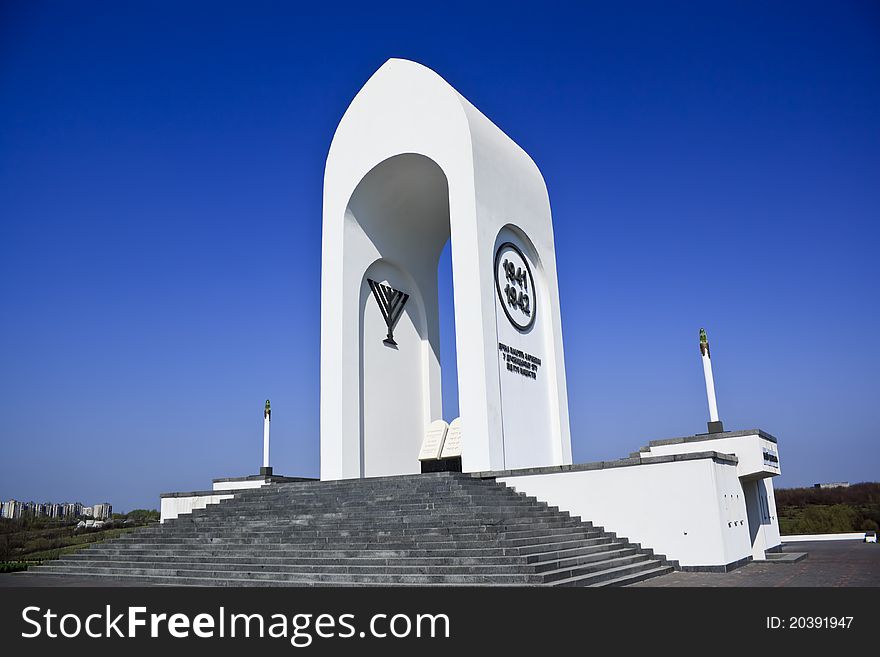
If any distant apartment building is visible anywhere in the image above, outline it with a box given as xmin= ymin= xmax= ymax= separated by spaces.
xmin=1 ymin=499 xmax=111 ymax=519
xmin=814 ymin=482 xmax=850 ymax=489
xmin=2 ymin=500 xmax=21 ymax=519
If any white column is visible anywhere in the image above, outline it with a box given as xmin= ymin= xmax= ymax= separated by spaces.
xmin=702 ymin=352 xmax=719 ymax=422
xmin=699 ymin=329 xmax=719 ymax=423
xmin=263 ymin=400 xmax=271 ymax=469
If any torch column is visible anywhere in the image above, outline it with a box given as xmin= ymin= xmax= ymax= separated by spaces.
xmin=260 ymin=399 xmax=272 ymax=476
xmin=700 ymin=329 xmax=724 ymax=434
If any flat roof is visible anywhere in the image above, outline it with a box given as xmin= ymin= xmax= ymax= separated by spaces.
xmin=472 ymin=450 xmax=738 ymax=480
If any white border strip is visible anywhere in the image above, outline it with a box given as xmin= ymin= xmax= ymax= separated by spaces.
xmin=781 ymin=532 xmax=867 ymax=542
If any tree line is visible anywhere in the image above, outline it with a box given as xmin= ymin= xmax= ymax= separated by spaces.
xmin=776 ymin=482 xmax=880 ymax=535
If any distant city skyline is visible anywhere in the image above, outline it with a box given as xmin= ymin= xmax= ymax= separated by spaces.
xmin=1 ymin=499 xmax=113 ymax=520
xmin=1 ymin=3 xmax=878 ymax=511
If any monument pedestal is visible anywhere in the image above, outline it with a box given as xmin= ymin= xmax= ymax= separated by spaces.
xmin=421 ymin=457 xmax=462 ymax=474
xmin=159 ymin=473 xmax=317 ymax=523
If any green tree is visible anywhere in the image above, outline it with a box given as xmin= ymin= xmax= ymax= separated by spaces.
xmin=792 ymin=504 xmax=860 ymax=534
xmin=860 ymin=519 xmax=879 ymax=533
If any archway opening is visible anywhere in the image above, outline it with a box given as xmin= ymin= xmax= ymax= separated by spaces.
xmin=346 ymin=153 xmax=452 ymax=477
xmin=437 ymin=239 xmax=460 ymax=421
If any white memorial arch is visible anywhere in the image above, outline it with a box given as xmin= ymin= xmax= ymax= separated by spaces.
xmin=320 ymin=58 xmax=572 ymax=479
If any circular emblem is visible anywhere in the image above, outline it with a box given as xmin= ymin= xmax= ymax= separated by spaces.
xmin=494 ymin=242 xmax=536 ymax=331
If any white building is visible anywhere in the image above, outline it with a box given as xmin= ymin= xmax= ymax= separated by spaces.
xmin=2 ymin=500 xmax=21 ymax=519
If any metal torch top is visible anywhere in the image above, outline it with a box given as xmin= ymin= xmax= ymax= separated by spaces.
xmin=699 ymin=328 xmax=710 ymax=358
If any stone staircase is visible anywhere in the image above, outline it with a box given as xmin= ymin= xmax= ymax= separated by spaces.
xmin=31 ymin=472 xmax=675 ymax=586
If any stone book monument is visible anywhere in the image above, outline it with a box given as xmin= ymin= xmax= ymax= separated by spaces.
xmin=418 ymin=418 xmax=463 ymax=473
xmin=418 ymin=420 xmax=448 ymax=462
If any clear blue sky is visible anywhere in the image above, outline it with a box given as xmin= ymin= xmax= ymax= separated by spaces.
xmin=1 ymin=2 xmax=878 ymax=511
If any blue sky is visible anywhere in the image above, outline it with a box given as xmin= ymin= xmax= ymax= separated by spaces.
xmin=1 ymin=2 xmax=878 ymax=511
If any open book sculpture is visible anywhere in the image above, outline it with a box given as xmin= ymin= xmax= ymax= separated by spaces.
xmin=418 ymin=420 xmax=449 ymax=461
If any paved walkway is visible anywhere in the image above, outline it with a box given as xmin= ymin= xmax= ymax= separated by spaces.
xmin=633 ymin=541 xmax=880 ymax=587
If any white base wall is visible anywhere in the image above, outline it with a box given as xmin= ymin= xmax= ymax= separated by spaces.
xmin=160 ymin=493 xmax=234 ymax=523
xmin=640 ymin=431 xmax=781 ymax=479
xmin=212 ymin=479 xmax=269 ymax=491
xmin=638 ymin=430 xmax=782 ymax=558
xmin=498 ymin=456 xmax=753 ymax=569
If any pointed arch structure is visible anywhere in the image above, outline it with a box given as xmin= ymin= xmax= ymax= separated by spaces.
xmin=321 ymin=59 xmax=571 ymax=479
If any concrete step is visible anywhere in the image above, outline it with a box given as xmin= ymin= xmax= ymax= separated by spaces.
xmin=512 ymin=536 xmax=618 ymax=556
xmin=588 ymin=564 xmax=675 ymax=587
xmin=530 ymin=547 xmax=640 ymax=573
xmin=60 ymin=537 xmax=630 ymax=559
xmin=33 ymin=563 xmax=538 ymax=584
xmin=56 ymin=550 xmax=645 ymax=577
xmin=536 ymin=553 xmax=653 ymax=583
xmin=24 ymin=571 xmax=523 ymax=587
xmin=206 ymin=499 xmax=482 ymax=511
xmin=167 ymin=512 xmax=580 ymax=529
xmin=47 ymin=559 xmax=555 ymax=576
xmin=60 ymin=553 xmax=534 ymax=567
xmin=764 ymin=552 xmax=808 ymax=563
xmin=145 ymin=521 xmax=596 ymax=539
xmin=78 ymin=540 xmax=603 ymax=557
xmin=552 ymin=560 xmax=673 ymax=587
xmin=103 ymin=529 xmax=609 ymax=548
